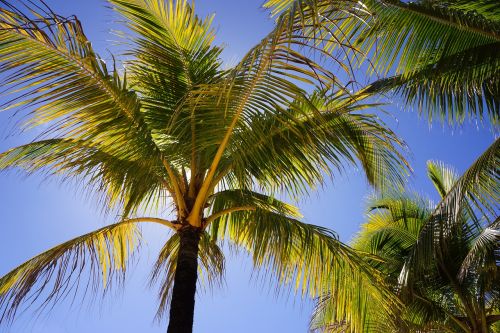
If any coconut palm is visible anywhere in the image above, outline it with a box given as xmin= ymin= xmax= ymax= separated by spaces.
xmin=312 ymin=143 xmax=500 ymax=332
xmin=0 ymin=1 xmax=409 ymax=332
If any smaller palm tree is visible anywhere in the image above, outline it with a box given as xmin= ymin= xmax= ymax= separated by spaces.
xmin=312 ymin=140 xmax=500 ymax=332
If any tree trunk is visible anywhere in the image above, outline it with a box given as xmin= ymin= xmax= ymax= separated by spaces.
xmin=167 ymin=226 xmax=201 ymax=333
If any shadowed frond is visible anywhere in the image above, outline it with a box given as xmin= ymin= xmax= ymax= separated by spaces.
xmin=313 ymin=154 xmax=500 ymax=332
xmin=459 ymin=216 xmax=500 ymax=280
xmin=353 ymin=193 xmax=431 ymax=264
xmin=0 ymin=221 xmax=141 ymax=324
xmin=264 ymin=0 xmax=500 ymax=125
xmin=406 ymin=139 xmax=500 ymax=280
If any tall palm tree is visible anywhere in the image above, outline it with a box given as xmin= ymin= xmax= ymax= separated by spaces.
xmin=312 ymin=143 xmax=500 ymax=332
xmin=0 ymin=1 xmax=409 ymax=332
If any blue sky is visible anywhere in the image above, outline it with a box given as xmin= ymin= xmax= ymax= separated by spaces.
xmin=0 ymin=1 xmax=496 ymax=332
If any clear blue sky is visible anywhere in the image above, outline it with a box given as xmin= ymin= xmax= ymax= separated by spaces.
xmin=0 ymin=1 xmax=496 ymax=332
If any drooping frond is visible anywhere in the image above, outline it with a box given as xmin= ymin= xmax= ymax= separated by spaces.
xmin=360 ymin=0 xmax=500 ymax=124
xmin=460 ymin=216 xmax=500 ymax=279
xmin=217 ymin=90 xmax=409 ymax=198
xmin=0 ymin=1 xmax=183 ymax=215
xmin=0 ymin=139 xmax=169 ymax=216
xmin=264 ymin=0 xmax=500 ymax=125
xmin=365 ymin=42 xmax=500 ymax=125
xmin=150 ymin=232 xmax=224 ymax=320
xmin=209 ymin=197 xmax=399 ymax=333
xmin=0 ymin=221 xmax=141 ymax=323
xmin=207 ymin=189 xmax=302 ymax=222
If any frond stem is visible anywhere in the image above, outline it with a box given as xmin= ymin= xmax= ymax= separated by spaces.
xmin=204 ymin=206 xmax=257 ymax=227
xmin=122 ymin=217 xmax=179 ymax=231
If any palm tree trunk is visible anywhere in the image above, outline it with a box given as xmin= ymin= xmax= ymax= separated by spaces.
xmin=167 ymin=226 xmax=201 ymax=333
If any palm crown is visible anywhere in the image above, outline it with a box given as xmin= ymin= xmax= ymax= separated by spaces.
xmin=0 ymin=1 xmax=409 ymax=332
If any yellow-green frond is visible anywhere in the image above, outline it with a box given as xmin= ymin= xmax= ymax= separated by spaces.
xmin=0 ymin=221 xmax=141 ymax=323
xmin=209 ymin=207 xmax=399 ymax=333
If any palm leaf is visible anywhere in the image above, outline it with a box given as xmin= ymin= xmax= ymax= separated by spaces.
xmin=406 ymin=139 xmax=499 ymax=280
xmin=216 ymin=89 xmax=409 ymax=199
xmin=264 ymin=0 xmax=500 ymax=125
xmin=208 ymin=195 xmax=399 ymax=333
xmin=0 ymin=1 xmax=161 ymax=157
xmin=0 ymin=139 xmax=169 ymax=216
xmin=0 ymin=221 xmax=141 ymax=323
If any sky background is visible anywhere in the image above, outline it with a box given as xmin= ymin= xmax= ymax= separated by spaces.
xmin=0 ymin=1 xmax=497 ymax=332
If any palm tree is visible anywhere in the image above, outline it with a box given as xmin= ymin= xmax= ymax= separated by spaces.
xmin=312 ymin=144 xmax=500 ymax=332
xmin=0 ymin=1 xmax=409 ymax=332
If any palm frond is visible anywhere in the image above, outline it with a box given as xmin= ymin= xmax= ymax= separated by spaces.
xmin=216 ymin=89 xmax=409 ymax=198
xmin=108 ymin=0 xmax=223 ymax=164
xmin=407 ymin=138 xmax=499 ymax=278
xmin=353 ymin=193 xmax=431 ymax=267
xmin=264 ymin=0 xmax=500 ymax=125
xmin=460 ymin=216 xmax=500 ymax=279
xmin=0 ymin=139 xmax=169 ymax=216
xmin=365 ymin=42 xmax=500 ymax=125
xmin=427 ymin=160 xmax=460 ymax=198
xmin=0 ymin=1 xmax=164 ymax=159
xmin=0 ymin=221 xmax=141 ymax=323
xmin=209 ymin=202 xmax=399 ymax=333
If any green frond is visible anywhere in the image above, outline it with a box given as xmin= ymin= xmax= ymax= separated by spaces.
xmin=217 ymin=89 xmax=409 ymax=197
xmin=0 ymin=1 xmax=163 ymax=159
xmin=427 ymin=160 xmax=460 ymax=198
xmin=409 ymin=138 xmax=500 ymax=277
xmin=208 ymin=189 xmax=302 ymax=221
xmin=150 ymin=232 xmax=224 ymax=320
xmin=460 ymin=216 xmax=500 ymax=279
xmin=314 ymin=149 xmax=500 ymax=331
xmin=0 ymin=221 xmax=141 ymax=323
xmin=353 ymin=193 xmax=431 ymax=267
xmin=365 ymin=42 xmax=500 ymax=125
xmin=209 ymin=205 xmax=399 ymax=333
xmin=109 ymin=0 xmax=223 ymax=160
xmin=356 ymin=0 xmax=500 ymax=124
xmin=0 ymin=139 xmax=170 ymax=216
xmin=446 ymin=0 xmax=500 ymax=22
xmin=264 ymin=0 xmax=500 ymax=125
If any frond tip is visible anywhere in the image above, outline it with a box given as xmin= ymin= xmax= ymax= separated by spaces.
xmin=0 ymin=222 xmax=141 ymax=323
